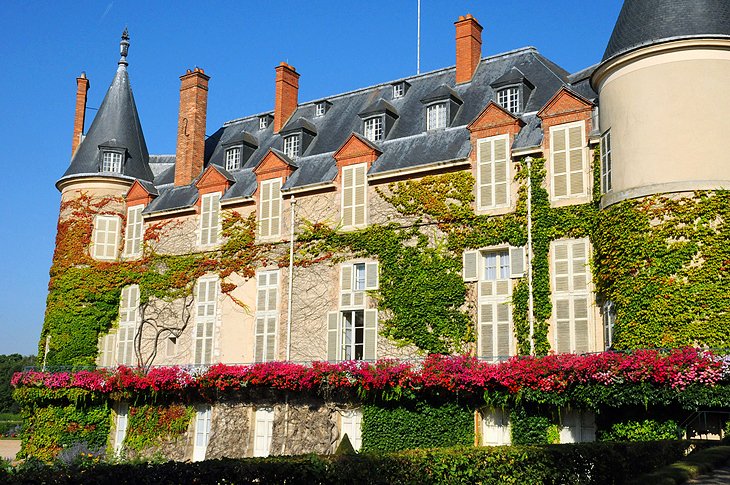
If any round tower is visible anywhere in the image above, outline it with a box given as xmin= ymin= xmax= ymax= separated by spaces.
xmin=592 ymin=0 xmax=730 ymax=207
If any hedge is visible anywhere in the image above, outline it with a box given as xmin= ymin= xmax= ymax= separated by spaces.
xmin=0 ymin=441 xmax=691 ymax=485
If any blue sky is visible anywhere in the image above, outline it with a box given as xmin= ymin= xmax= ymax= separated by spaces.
xmin=0 ymin=0 xmax=623 ymax=356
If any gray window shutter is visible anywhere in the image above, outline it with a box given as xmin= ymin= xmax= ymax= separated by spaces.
xmin=463 ymin=250 xmax=479 ymax=282
xmin=363 ymin=309 xmax=378 ymax=361
xmin=266 ymin=316 xmax=277 ymax=361
xmin=509 ymin=246 xmax=526 ymax=278
xmin=365 ymin=262 xmax=379 ymax=290
xmin=327 ymin=312 xmax=340 ymax=362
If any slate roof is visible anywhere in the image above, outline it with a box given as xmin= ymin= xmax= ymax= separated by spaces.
xmin=58 ymin=38 xmax=153 ymax=187
xmin=603 ymin=0 xmax=730 ymax=62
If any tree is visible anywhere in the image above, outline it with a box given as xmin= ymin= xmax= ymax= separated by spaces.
xmin=0 ymin=354 xmax=35 ymax=413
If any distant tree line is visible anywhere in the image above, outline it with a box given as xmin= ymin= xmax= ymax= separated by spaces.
xmin=0 ymin=354 xmax=35 ymax=413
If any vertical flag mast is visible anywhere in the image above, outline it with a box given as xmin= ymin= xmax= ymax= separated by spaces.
xmin=417 ymin=0 xmax=421 ymax=74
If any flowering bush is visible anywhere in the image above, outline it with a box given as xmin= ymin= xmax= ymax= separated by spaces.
xmin=12 ymin=348 xmax=728 ymax=406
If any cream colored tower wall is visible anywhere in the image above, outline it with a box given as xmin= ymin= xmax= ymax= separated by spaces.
xmin=595 ymin=40 xmax=730 ymax=206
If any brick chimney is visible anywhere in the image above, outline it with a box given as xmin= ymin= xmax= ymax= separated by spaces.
xmin=455 ymin=14 xmax=483 ymax=84
xmin=175 ymin=67 xmax=210 ymax=187
xmin=274 ymin=62 xmax=300 ymax=133
xmin=72 ymin=72 xmax=90 ymax=156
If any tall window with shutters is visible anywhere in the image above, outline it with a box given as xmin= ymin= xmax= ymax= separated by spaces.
xmin=477 ymin=134 xmax=511 ymax=210
xmin=199 ymin=193 xmax=221 ymax=246
xmin=253 ymin=407 xmax=274 ymax=457
xmin=327 ymin=262 xmax=378 ymax=361
xmin=254 ymin=270 xmax=278 ymax=362
xmin=192 ymin=405 xmax=211 ymax=461
xmin=551 ymin=238 xmax=593 ymax=354
xmin=99 ymin=332 xmax=116 ymax=367
xmin=550 ymin=121 xmax=587 ymax=201
xmin=194 ymin=277 xmax=218 ymax=365
xmin=559 ymin=410 xmax=596 ymax=443
xmin=600 ymin=130 xmax=612 ymax=193
xmin=258 ymin=178 xmax=282 ymax=239
xmin=340 ymin=409 xmax=363 ymax=451
xmin=341 ymin=164 xmax=367 ymax=229
xmin=117 ymin=285 xmax=139 ymax=366
xmin=123 ymin=205 xmax=144 ymax=257
xmin=114 ymin=403 xmax=128 ymax=454
xmin=463 ymin=247 xmax=525 ymax=361
xmin=92 ymin=215 xmax=121 ymax=260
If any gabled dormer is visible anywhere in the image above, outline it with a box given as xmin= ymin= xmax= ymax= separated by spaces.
xmin=358 ymin=98 xmax=398 ymax=143
xmin=420 ymin=84 xmax=463 ymax=131
xmin=490 ymin=67 xmax=534 ymax=115
xmin=221 ymin=130 xmax=258 ymax=171
xmin=280 ymin=117 xmax=317 ymax=158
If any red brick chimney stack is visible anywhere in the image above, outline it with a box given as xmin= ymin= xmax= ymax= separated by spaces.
xmin=175 ymin=67 xmax=210 ymax=187
xmin=274 ymin=62 xmax=300 ymax=133
xmin=454 ymin=14 xmax=483 ymax=84
xmin=72 ymin=72 xmax=90 ymax=156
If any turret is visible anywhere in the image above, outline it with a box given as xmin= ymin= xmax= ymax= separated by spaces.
xmin=592 ymin=0 xmax=730 ymax=207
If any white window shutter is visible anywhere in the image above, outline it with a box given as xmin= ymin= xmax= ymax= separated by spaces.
xmin=551 ymin=127 xmax=568 ymax=198
xmin=265 ymin=316 xmax=277 ymax=361
xmin=493 ymin=137 xmax=509 ymax=207
xmin=555 ymin=299 xmax=572 ymax=354
xmin=365 ymin=262 xmax=379 ymax=290
xmin=363 ymin=309 xmax=377 ymax=361
xmin=496 ymin=302 xmax=511 ymax=360
xmin=509 ymin=246 xmax=526 ymax=278
xmin=327 ymin=312 xmax=340 ymax=361
xmin=340 ymin=265 xmax=353 ymax=291
xmin=479 ymin=303 xmax=494 ymax=359
xmin=463 ymin=250 xmax=479 ymax=282
xmin=478 ymin=139 xmax=493 ymax=209
xmin=342 ymin=167 xmax=354 ymax=228
xmin=254 ymin=316 xmax=265 ymax=362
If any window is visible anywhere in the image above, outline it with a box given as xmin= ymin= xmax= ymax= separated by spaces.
xmin=426 ymin=102 xmax=447 ymax=130
xmin=259 ymin=116 xmax=268 ymax=130
xmin=603 ymin=300 xmax=615 ymax=350
xmin=315 ymin=102 xmax=327 ymax=117
xmin=463 ymin=247 xmax=525 ymax=361
xmin=393 ymin=83 xmax=405 ymax=98
xmin=102 ymin=151 xmax=123 ymax=173
xmin=165 ymin=334 xmax=177 ymax=358
xmin=117 ymin=285 xmax=139 ymax=366
xmin=477 ymin=135 xmax=511 ymax=210
xmin=340 ymin=409 xmax=363 ymax=451
xmin=327 ymin=262 xmax=378 ymax=361
xmin=482 ymin=408 xmax=511 ymax=446
xmin=199 ymin=193 xmax=221 ymax=246
xmin=559 ymin=410 xmax=595 ymax=443
xmin=123 ymin=205 xmax=143 ymax=257
xmin=550 ymin=122 xmax=587 ymax=200
xmin=114 ymin=403 xmax=128 ymax=454
xmin=258 ymin=178 xmax=282 ymax=238
xmin=551 ymin=238 xmax=592 ymax=354
xmin=194 ymin=277 xmax=218 ymax=365
xmin=253 ymin=407 xmax=274 ymax=457
xmin=497 ymin=87 xmax=521 ymax=114
xmin=283 ymin=134 xmax=300 ymax=158
xmin=193 ymin=406 xmax=211 ymax=462
xmin=99 ymin=332 xmax=116 ymax=367
xmin=363 ymin=116 xmax=383 ymax=142
xmin=601 ymin=130 xmax=612 ymax=193
xmin=255 ymin=270 xmax=278 ymax=362
xmin=92 ymin=215 xmax=120 ymax=260
xmin=225 ymin=147 xmax=241 ymax=171
xmin=341 ymin=163 xmax=367 ymax=229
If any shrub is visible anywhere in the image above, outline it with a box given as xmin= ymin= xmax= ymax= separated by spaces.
xmin=598 ymin=419 xmax=683 ymax=442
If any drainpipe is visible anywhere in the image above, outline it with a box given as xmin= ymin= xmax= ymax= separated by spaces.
xmin=526 ymin=156 xmax=535 ymax=356
xmin=286 ymin=195 xmax=296 ymax=361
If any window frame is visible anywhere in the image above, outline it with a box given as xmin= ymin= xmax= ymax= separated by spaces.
xmin=393 ymin=83 xmax=405 ymax=99
xmin=497 ymin=86 xmax=521 ymax=114
xmin=426 ymin=102 xmax=448 ymax=130
xmin=549 ymin=120 xmax=588 ymax=201
xmin=551 ymin=238 xmax=593 ymax=354
xmin=476 ymin=134 xmax=511 ymax=211
xmin=254 ymin=270 xmax=279 ymax=363
xmin=259 ymin=116 xmax=268 ymax=130
xmin=199 ymin=192 xmax=221 ymax=247
xmin=101 ymin=150 xmax=124 ymax=173
xmin=225 ymin=146 xmax=242 ymax=171
xmin=123 ymin=204 xmax=144 ymax=258
xmin=283 ymin=134 xmax=300 ymax=158
xmin=315 ymin=102 xmax=326 ymax=117
xmin=192 ymin=405 xmax=212 ymax=462
xmin=363 ymin=116 xmax=384 ymax=142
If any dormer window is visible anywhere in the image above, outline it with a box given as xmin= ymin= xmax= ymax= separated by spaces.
xmin=259 ymin=116 xmax=269 ymax=130
xmin=497 ymin=87 xmax=521 ymax=114
xmin=283 ymin=134 xmax=300 ymax=158
xmin=102 ymin=151 xmax=123 ymax=173
xmin=393 ymin=83 xmax=405 ymax=98
xmin=315 ymin=103 xmax=326 ymax=117
xmin=363 ymin=116 xmax=383 ymax=142
xmin=426 ymin=103 xmax=448 ymax=130
xmin=225 ymin=146 xmax=241 ymax=171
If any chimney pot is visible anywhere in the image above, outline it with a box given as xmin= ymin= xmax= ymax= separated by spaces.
xmin=174 ymin=68 xmax=210 ymax=186
xmin=274 ymin=62 xmax=300 ymax=133
xmin=454 ymin=14 xmax=483 ymax=84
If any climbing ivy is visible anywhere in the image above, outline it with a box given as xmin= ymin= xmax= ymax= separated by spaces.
xmin=124 ymin=403 xmax=194 ymax=452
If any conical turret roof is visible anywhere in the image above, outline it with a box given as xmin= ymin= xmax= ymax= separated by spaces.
xmin=58 ymin=29 xmax=153 ymax=186
xmin=603 ymin=0 xmax=730 ymax=62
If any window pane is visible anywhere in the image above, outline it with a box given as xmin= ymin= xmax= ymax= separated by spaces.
xmin=225 ymin=147 xmax=241 ymax=171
